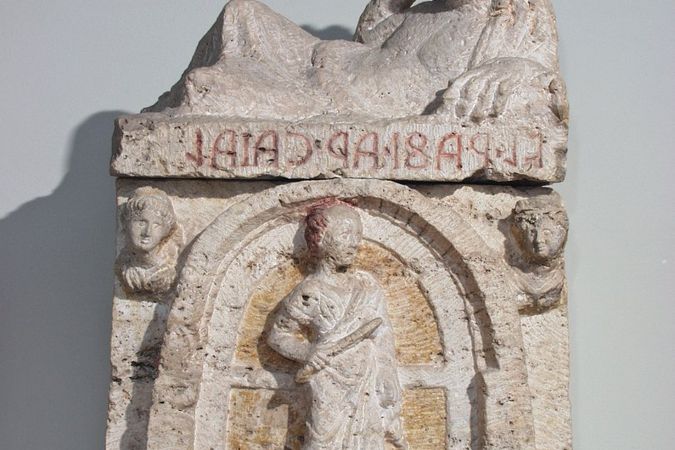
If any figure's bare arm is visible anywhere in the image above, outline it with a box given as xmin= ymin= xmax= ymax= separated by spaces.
xmin=382 ymin=0 xmax=417 ymax=12
xmin=469 ymin=0 xmax=559 ymax=69
xmin=355 ymin=0 xmax=416 ymax=43
xmin=362 ymin=0 xmax=417 ymax=17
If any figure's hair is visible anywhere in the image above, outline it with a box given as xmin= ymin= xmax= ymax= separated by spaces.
xmin=304 ymin=198 xmax=358 ymax=256
xmin=123 ymin=187 xmax=176 ymax=231
xmin=513 ymin=196 xmax=568 ymax=226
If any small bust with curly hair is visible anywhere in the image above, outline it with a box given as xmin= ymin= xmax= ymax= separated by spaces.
xmin=511 ymin=196 xmax=568 ymax=265
xmin=509 ymin=195 xmax=569 ymax=312
xmin=116 ymin=187 xmax=183 ymax=296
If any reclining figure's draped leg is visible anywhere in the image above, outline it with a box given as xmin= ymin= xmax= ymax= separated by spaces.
xmin=146 ymin=0 xmax=333 ymax=118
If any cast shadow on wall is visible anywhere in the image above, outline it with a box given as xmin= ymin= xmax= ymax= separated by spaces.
xmin=301 ymin=24 xmax=353 ymax=41
xmin=0 ymin=111 xmax=122 ymax=450
xmin=117 ymin=24 xmax=355 ymax=449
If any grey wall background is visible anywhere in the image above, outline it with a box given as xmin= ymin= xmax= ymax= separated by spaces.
xmin=1 ymin=1 xmax=673 ymax=449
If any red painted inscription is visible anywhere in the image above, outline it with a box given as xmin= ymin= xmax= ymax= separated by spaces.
xmin=185 ymin=127 xmax=545 ymax=175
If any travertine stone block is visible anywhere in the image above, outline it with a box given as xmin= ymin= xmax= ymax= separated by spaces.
xmin=111 ymin=0 xmax=568 ymax=184
xmin=107 ymin=179 xmax=570 ymax=450
xmin=111 ymin=114 xmax=566 ymax=182
xmin=107 ymin=1 xmax=572 ymax=449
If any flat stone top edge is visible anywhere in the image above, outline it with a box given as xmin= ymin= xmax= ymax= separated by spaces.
xmin=112 ymin=112 xmax=567 ymax=184
xmin=115 ymin=111 xmax=521 ymax=127
xmin=115 ymin=110 xmax=572 ymax=126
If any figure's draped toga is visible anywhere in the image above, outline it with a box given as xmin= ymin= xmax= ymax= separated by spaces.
xmin=274 ymin=271 xmax=403 ymax=450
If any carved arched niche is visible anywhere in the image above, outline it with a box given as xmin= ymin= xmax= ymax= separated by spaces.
xmin=147 ymin=179 xmax=536 ymax=450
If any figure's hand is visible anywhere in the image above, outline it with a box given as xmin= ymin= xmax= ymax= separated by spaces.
xmin=439 ymin=58 xmax=567 ymax=124
xmin=122 ymin=266 xmax=143 ymax=292
xmin=441 ymin=63 xmax=517 ymax=122
xmin=147 ymin=265 xmax=175 ymax=293
xmin=295 ymin=345 xmax=331 ymax=384
xmin=305 ymin=346 xmax=330 ymax=372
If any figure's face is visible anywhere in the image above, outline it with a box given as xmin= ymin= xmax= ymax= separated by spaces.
xmin=514 ymin=212 xmax=567 ymax=262
xmin=319 ymin=207 xmax=363 ymax=268
xmin=128 ymin=208 xmax=171 ymax=252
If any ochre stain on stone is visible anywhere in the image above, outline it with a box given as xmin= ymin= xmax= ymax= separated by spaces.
xmin=233 ymin=241 xmax=443 ymax=370
xmin=354 ymin=242 xmax=444 ymax=365
xmin=398 ymin=388 xmax=448 ymax=449
xmin=233 ymin=264 xmax=304 ymax=373
xmin=227 ymin=388 xmax=306 ymax=450
xmin=227 ymin=388 xmax=446 ymax=449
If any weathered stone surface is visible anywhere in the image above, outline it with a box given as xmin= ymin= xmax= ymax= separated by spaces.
xmin=115 ymin=187 xmax=184 ymax=295
xmin=106 ymin=179 xmax=570 ymax=450
xmin=111 ymin=113 xmax=566 ymax=182
xmin=107 ymin=1 xmax=572 ymax=448
xmin=111 ymin=0 xmax=568 ymax=183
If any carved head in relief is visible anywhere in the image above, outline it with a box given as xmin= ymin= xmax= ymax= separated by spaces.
xmin=123 ymin=187 xmax=177 ymax=254
xmin=305 ymin=199 xmax=363 ymax=270
xmin=511 ymin=196 xmax=569 ymax=264
xmin=117 ymin=187 xmax=182 ymax=296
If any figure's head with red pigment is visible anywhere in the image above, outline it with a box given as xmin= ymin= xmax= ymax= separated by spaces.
xmin=305 ymin=198 xmax=362 ymax=270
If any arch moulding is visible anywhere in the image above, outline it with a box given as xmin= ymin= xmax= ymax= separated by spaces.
xmin=146 ymin=179 xmax=535 ymax=450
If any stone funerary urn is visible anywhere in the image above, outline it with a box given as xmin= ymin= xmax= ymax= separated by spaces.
xmin=107 ymin=1 xmax=572 ymax=449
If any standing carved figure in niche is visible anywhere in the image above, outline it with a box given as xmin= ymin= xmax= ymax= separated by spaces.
xmin=509 ymin=196 xmax=569 ymax=311
xmin=116 ymin=187 xmax=183 ymax=295
xmin=268 ymin=200 xmax=408 ymax=450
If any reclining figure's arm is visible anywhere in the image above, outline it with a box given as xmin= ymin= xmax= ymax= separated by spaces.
xmin=355 ymin=0 xmax=417 ymax=43
xmin=437 ymin=0 xmax=568 ymax=124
